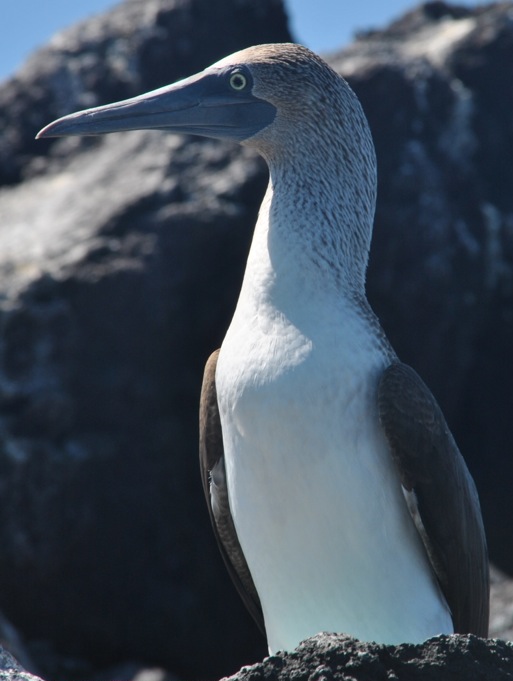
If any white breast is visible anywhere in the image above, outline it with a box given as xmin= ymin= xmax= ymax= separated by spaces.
xmin=216 ymin=293 xmax=453 ymax=653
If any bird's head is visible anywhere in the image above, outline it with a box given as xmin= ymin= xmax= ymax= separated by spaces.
xmin=37 ymin=43 xmax=371 ymax=166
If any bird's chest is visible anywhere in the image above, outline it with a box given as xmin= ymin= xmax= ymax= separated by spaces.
xmin=215 ymin=302 xmax=388 ymax=522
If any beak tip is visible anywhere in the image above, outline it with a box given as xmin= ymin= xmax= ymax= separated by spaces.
xmin=36 ymin=121 xmax=61 ymax=139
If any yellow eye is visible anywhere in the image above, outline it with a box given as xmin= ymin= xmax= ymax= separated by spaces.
xmin=229 ymin=72 xmax=247 ymax=91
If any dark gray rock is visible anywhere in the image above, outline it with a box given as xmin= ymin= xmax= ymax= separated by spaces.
xmin=0 ymin=0 xmax=289 ymax=187
xmin=0 ymin=0 xmax=287 ymax=678
xmin=1 ymin=1 xmax=513 ymax=680
xmin=0 ymin=645 xmax=42 ymax=681
xmin=0 ymin=130 xmax=269 ymax=681
xmin=0 ymin=612 xmax=38 ymax=675
xmin=225 ymin=633 xmax=513 ymax=681
xmin=491 ymin=566 xmax=513 ymax=642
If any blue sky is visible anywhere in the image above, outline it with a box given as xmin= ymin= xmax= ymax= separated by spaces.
xmin=2 ymin=0 xmax=489 ymax=83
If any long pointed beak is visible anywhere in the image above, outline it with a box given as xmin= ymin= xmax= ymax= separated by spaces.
xmin=37 ymin=69 xmax=276 ymax=143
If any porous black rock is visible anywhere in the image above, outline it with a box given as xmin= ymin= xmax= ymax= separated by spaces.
xmin=0 ymin=645 xmax=42 ymax=681
xmin=225 ymin=633 xmax=513 ymax=681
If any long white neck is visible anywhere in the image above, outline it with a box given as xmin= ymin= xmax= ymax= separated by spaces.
xmin=237 ymin=149 xmax=376 ymax=336
xmin=243 ymin=67 xmax=378 ymax=299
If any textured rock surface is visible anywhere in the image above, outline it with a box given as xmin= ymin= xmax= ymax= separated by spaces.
xmin=1 ymin=1 xmax=513 ymax=680
xmin=0 ymin=0 xmax=286 ymax=678
xmin=0 ymin=645 xmax=42 ymax=681
xmin=0 ymin=0 xmax=288 ymax=186
xmin=491 ymin=566 xmax=513 ymax=642
xmin=225 ymin=633 xmax=513 ymax=681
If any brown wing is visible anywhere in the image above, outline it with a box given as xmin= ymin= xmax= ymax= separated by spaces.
xmin=378 ymin=361 xmax=489 ymax=636
xmin=199 ymin=349 xmax=265 ymax=633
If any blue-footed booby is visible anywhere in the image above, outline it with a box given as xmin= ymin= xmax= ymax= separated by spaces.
xmin=37 ymin=43 xmax=489 ymax=652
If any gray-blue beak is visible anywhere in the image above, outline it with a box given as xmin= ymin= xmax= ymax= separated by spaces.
xmin=37 ymin=66 xmax=276 ymax=142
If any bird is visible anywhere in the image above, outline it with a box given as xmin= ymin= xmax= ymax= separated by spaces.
xmin=37 ymin=42 xmax=489 ymax=653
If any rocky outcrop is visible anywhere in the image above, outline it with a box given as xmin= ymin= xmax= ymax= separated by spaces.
xmin=0 ymin=0 xmax=286 ymax=678
xmin=1 ymin=1 xmax=513 ymax=680
xmin=3 ymin=634 xmax=513 ymax=681
xmin=491 ymin=566 xmax=513 ymax=642
xmin=225 ymin=633 xmax=513 ymax=681
xmin=0 ymin=646 xmax=42 ymax=681
xmin=0 ymin=0 xmax=289 ymax=187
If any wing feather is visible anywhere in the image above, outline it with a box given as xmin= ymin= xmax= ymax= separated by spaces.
xmin=378 ymin=361 xmax=489 ymax=636
xmin=199 ymin=349 xmax=265 ymax=633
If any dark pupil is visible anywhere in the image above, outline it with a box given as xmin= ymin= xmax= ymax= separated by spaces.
xmin=233 ymin=75 xmax=244 ymax=88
